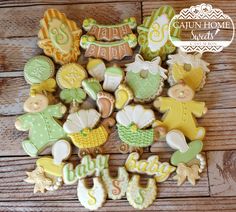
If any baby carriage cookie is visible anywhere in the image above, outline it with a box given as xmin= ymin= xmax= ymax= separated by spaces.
xmin=125 ymin=54 xmax=167 ymax=102
xmin=116 ymin=105 xmax=165 ymax=154
xmin=15 ymin=94 xmax=67 ymax=157
xmin=154 ymin=82 xmax=207 ymax=140
xmin=63 ymin=109 xmax=115 ymax=157
xmin=167 ymin=50 xmax=210 ymax=91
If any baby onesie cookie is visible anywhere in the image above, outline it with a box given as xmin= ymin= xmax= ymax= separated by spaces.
xmin=138 ymin=5 xmax=180 ymax=61
xmin=96 ymin=92 xmax=115 ymax=118
xmin=87 ymin=58 xmax=106 ymax=82
xmin=82 ymin=78 xmax=103 ymax=100
xmin=38 ymin=9 xmax=82 ymax=64
xmin=125 ymin=152 xmax=175 ymax=182
xmin=83 ymin=17 xmax=137 ymax=41
xmin=102 ymin=167 xmax=129 ymax=200
xmin=115 ymin=84 xmax=133 ymax=109
xmin=125 ymin=54 xmax=167 ymax=102
xmin=154 ymin=83 xmax=207 ymax=140
xmin=167 ymin=51 xmax=210 ymax=91
xmin=15 ymin=94 xmax=67 ymax=157
xmin=103 ymin=65 xmax=124 ymax=92
xmin=126 ymin=175 xmax=157 ymax=210
xmin=77 ymin=177 xmax=107 ymax=211
xmin=80 ymin=34 xmax=137 ymax=61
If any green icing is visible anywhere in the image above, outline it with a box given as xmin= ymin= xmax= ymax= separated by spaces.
xmin=171 ymin=140 xmax=203 ymax=166
xmin=126 ymin=71 xmax=161 ymax=101
xmin=105 ymin=67 xmax=123 ymax=76
xmin=60 ymin=88 xmax=86 ymax=103
xmin=24 ymin=56 xmax=54 ymax=84
xmin=82 ymin=78 xmax=102 ymax=100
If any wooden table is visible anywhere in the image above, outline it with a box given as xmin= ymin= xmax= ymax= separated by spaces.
xmin=0 ymin=0 xmax=236 ymax=211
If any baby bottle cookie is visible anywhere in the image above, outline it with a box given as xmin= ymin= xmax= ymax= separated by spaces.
xmin=125 ymin=54 xmax=167 ymax=102
xmin=38 ymin=9 xmax=82 ymax=64
xmin=167 ymin=51 xmax=210 ymax=91
xmin=154 ymin=82 xmax=207 ymax=140
xmin=87 ymin=58 xmax=106 ymax=82
xmin=15 ymin=94 xmax=67 ymax=157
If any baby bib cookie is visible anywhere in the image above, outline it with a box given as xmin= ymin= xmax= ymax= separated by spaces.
xmin=167 ymin=51 xmax=210 ymax=91
xmin=87 ymin=58 xmax=106 ymax=82
xmin=126 ymin=175 xmax=157 ymax=209
xmin=137 ymin=5 xmax=180 ymax=61
xmin=154 ymin=83 xmax=207 ymax=140
xmin=77 ymin=177 xmax=107 ymax=211
xmin=102 ymin=167 xmax=129 ymax=200
xmin=125 ymin=54 xmax=167 ymax=102
xmin=15 ymin=94 xmax=67 ymax=157
xmin=38 ymin=9 xmax=82 ymax=64
xmin=115 ymin=84 xmax=133 ymax=109
xmin=96 ymin=92 xmax=115 ymax=118
xmin=24 ymin=55 xmax=55 ymax=84
xmin=82 ymin=78 xmax=103 ymax=100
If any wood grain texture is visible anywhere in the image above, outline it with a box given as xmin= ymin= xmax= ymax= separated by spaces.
xmin=207 ymin=150 xmax=236 ymax=196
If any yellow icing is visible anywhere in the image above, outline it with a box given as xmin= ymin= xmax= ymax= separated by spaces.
xmin=115 ymin=90 xmax=129 ymax=109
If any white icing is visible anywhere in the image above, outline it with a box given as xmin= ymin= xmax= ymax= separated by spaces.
xmin=103 ymin=75 xmax=123 ymax=92
xmin=88 ymin=62 xmax=106 ymax=82
xmin=52 ymin=140 xmax=71 ymax=165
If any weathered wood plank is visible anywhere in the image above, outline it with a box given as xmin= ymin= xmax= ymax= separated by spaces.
xmin=0 ymin=153 xmax=209 ymax=201
xmin=0 ymin=2 xmax=141 ymax=38
xmin=207 ymin=150 xmax=236 ymax=196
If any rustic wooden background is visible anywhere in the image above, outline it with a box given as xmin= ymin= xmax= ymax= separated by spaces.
xmin=0 ymin=0 xmax=236 ymax=211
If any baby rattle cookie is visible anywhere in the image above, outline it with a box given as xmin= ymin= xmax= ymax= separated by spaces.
xmin=125 ymin=54 xmax=167 ymax=102
xmin=80 ymin=34 xmax=137 ymax=61
xmin=82 ymin=78 xmax=103 ymax=100
xmin=116 ymin=105 xmax=165 ymax=154
xmin=101 ymin=167 xmax=129 ymax=200
xmin=38 ymin=9 xmax=82 ymax=64
xmin=15 ymin=94 xmax=66 ymax=157
xmin=137 ymin=5 xmax=180 ymax=61
xmin=77 ymin=177 xmax=107 ymax=211
xmin=96 ymin=91 xmax=115 ymax=118
xmin=83 ymin=17 xmax=137 ymax=41
xmin=115 ymin=84 xmax=133 ymax=109
xmin=126 ymin=175 xmax=157 ymax=210
xmin=167 ymin=50 xmax=210 ymax=91
xmin=154 ymin=82 xmax=207 ymax=140
xmin=87 ymin=58 xmax=106 ymax=82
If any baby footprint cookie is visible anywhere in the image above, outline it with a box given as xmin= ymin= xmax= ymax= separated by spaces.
xmin=96 ymin=92 xmax=115 ymax=118
xmin=115 ymin=84 xmax=133 ymax=109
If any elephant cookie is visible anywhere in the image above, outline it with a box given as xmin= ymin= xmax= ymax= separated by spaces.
xmin=38 ymin=9 xmax=82 ymax=64
xmin=87 ymin=58 xmax=106 ymax=82
xmin=102 ymin=167 xmax=129 ymax=200
xmin=167 ymin=50 xmax=210 ymax=91
xmin=126 ymin=175 xmax=157 ymax=209
xmin=154 ymin=83 xmax=207 ymax=140
xmin=125 ymin=54 xmax=167 ymax=102
xmin=15 ymin=94 xmax=67 ymax=157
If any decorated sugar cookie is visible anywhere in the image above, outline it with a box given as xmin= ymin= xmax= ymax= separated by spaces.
xmin=96 ymin=92 xmax=115 ymax=118
xmin=82 ymin=78 xmax=103 ymax=100
xmin=38 ymin=9 xmax=82 ymax=64
xmin=116 ymin=105 xmax=166 ymax=154
xmin=167 ymin=51 xmax=210 ymax=91
xmin=154 ymin=83 xmax=207 ymax=140
xmin=77 ymin=177 xmax=107 ymax=211
xmin=63 ymin=154 xmax=109 ymax=184
xmin=80 ymin=34 xmax=137 ymax=61
xmin=87 ymin=58 xmax=106 ymax=82
xmin=115 ymin=84 xmax=133 ymax=109
xmin=125 ymin=54 xmax=167 ymax=102
xmin=15 ymin=94 xmax=66 ymax=157
xmin=126 ymin=175 xmax=157 ymax=209
xmin=125 ymin=152 xmax=175 ymax=182
xmin=63 ymin=109 xmax=115 ymax=156
xmin=83 ymin=17 xmax=137 ymax=41
xmin=102 ymin=167 xmax=129 ymax=200
xmin=137 ymin=5 xmax=180 ymax=61
xmin=103 ymin=65 xmax=124 ymax=92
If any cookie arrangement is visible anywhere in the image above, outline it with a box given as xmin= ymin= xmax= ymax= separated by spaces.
xmin=15 ymin=6 xmax=210 ymax=210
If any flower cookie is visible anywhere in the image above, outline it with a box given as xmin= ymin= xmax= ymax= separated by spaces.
xmin=101 ymin=167 xmax=129 ymax=200
xmin=167 ymin=51 xmax=210 ymax=91
xmin=15 ymin=94 xmax=66 ymax=157
xmin=126 ymin=175 xmax=157 ymax=209
xmin=125 ymin=54 xmax=167 ymax=102
xmin=63 ymin=109 xmax=115 ymax=157
xmin=80 ymin=34 xmax=137 ymax=61
xmin=154 ymin=83 xmax=207 ymax=140
xmin=38 ymin=9 xmax=82 ymax=64
xmin=96 ymin=91 xmax=115 ymax=118
xmin=116 ymin=105 xmax=166 ymax=154
xmin=137 ymin=5 xmax=180 ymax=61
xmin=115 ymin=84 xmax=133 ymax=109
xmin=83 ymin=17 xmax=137 ymax=41
xmin=82 ymin=78 xmax=103 ymax=100
xmin=87 ymin=58 xmax=106 ymax=82
xmin=103 ymin=65 xmax=124 ymax=92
